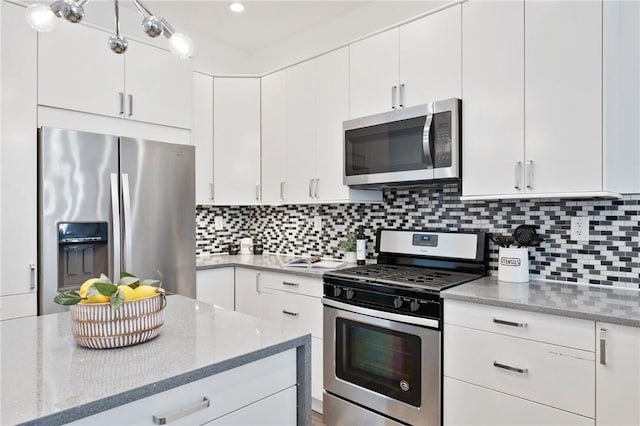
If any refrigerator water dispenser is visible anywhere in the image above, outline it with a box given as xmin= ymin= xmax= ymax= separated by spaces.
xmin=57 ymin=222 xmax=109 ymax=291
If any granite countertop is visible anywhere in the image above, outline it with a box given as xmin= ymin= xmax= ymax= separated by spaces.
xmin=441 ymin=276 xmax=640 ymax=327
xmin=1 ymin=295 xmax=310 ymax=425
xmin=196 ymin=253 xmax=354 ymax=278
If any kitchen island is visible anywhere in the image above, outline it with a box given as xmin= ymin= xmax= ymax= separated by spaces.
xmin=0 ymin=295 xmax=311 ymax=425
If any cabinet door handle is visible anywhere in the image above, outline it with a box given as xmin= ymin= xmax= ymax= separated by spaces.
xmin=493 ymin=361 xmax=528 ymax=375
xmin=308 ymin=179 xmax=313 ymax=198
xmin=391 ymin=85 xmax=398 ymax=110
xmin=256 ymin=272 xmax=262 ymax=293
xmin=29 ymin=264 xmax=36 ymax=290
xmin=118 ymin=92 xmax=125 ymax=115
xmin=600 ymin=328 xmax=607 ymax=365
xmin=493 ymin=318 xmax=527 ymax=328
xmin=399 ymin=83 xmax=405 ymax=108
xmin=526 ymin=160 xmax=534 ymax=190
xmin=514 ymin=161 xmax=522 ymax=190
xmin=128 ymin=94 xmax=133 ymax=117
xmin=280 ymin=181 xmax=286 ymax=201
xmin=282 ymin=310 xmax=299 ymax=317
xmin=282 ymin=281 xmax=299 ymax=287
xmin=152 ymin=396 xmax=210 ymax=424
xmin=255 ymin=184 xmax=260 ymax=201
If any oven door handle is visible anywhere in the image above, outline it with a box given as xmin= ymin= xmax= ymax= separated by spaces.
xmin=322 ymin=297 xmax=440 ymax=329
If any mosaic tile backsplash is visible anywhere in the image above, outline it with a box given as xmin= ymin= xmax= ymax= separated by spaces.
xmin=196 ymin=184 xmax=640 ymax=289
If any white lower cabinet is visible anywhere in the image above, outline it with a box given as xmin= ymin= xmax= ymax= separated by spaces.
xmin=196 ymin=268 xmax=235 ymax=310
xmin=444 ymin=300 xmax=596 ymax=425
xmin=596 ymin=322 xmax=640 ymax=426
xmin=444 ymin=377 xmax=592 ymax=426
xmin=70 ymin=349 xmax=297 ymax=425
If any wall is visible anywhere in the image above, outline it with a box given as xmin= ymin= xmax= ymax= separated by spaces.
xmin=197 ymin=186 xmax=640 ymax=289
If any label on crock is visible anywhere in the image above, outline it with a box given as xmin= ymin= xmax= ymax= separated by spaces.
xmin=500 ymin=257 xmax=522 ymax=267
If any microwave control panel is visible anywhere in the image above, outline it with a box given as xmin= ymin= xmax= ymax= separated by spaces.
xmin=433 ymin=111 xmax=452 ymax=168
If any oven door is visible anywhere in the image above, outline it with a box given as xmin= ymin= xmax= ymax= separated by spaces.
xmin=323 ymin=298 xmax=441 ymax=426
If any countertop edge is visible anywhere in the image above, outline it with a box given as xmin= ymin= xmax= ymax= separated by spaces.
xmin=19 ymin=334 xmax=312 ymax=426
xmin=441 ymin=292 xmax=640 ymax=328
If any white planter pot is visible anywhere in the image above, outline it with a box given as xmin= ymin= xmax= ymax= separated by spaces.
xmin=498 ymin=247 xmax=530 ymax=283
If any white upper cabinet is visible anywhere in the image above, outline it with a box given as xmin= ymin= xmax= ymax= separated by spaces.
xmin=213 ymin=77 xmax=261 ymax=205
xmin=261 ymin=70 xmax=287 ymax=204
xmin=524 ymin=0 xmax=602 ymax=195
xmin=38 ymin=22 xmax=193 ymax=129
xmin=399 ymin=4 xmax=462 ymax=107
xmin=349 ymin=28 xmax=399 ymax=118
xmin=124 ymin=40 xmax=193 ymax=129
xmin=286 ymin=59 xmax=317 ymax=203
xmin=1 ymin=1 xmax=38 ymax=317
xmin=462 ymin=0 xmax=639 ymax=199
xmin=349 ymin=5 xmax=462 ymax=119
xmin=461 ymin=0 xmax=525 ymax=197
xmin=38 ymin=21 xmax=125 ymax=119
xmin=193 ymin=72 xmax=214 ymax=204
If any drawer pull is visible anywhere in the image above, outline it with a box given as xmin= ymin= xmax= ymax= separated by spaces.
xmin=152 ymin=396 xmax=210 ymax=424
xmin=282 ymin=310 xmax=299 ymax=317
xmin=600 ymin=328 xmax=607 ymax=365
xmin=493 ymin=361 xmax=528 ymax=375
xmin=282 ymin=281 xmax=299 ymax=287
xmin=493 ymin=318 xmax=527 ymax=328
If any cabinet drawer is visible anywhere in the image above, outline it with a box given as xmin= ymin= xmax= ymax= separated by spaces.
xmin=445 ymin=299 xmax=594 ymax=351
xmin=262 ymin=271 xmax=323 ymax=298
xmin=444 ymin=377 xmax=593 ymax=426
xmin=444 ymin=324 xmax=594 ymax=417
xmin=70 ymin=349 xmax=296 ymax=425
xmin=262 ymin=289 xmax=323 ymax=339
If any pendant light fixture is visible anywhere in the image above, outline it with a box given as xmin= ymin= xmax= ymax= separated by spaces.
xmin=25 ymin=0 xmax=194 ymax=59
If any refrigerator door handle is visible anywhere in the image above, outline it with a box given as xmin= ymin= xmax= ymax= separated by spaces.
xmin=110 ymin=173 xmax=122 ymax=279
xmin=121 ymin=173 xmax=133 ymax=273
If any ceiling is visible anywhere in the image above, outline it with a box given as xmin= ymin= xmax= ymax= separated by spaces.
xmin=125 ymin=1 xmax=370 ymax=53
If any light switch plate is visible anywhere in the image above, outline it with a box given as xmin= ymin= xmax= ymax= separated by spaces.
xmin=313 ymin=216 xmax=322 ymax=231
xmin=570 ymin=216 xmax=589 ymax=242
xmin=214 ymin=216 xmax=224 ymax=231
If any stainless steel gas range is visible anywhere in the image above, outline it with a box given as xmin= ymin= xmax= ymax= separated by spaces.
xmin=322 ymin=229 xmax=488 ymax=426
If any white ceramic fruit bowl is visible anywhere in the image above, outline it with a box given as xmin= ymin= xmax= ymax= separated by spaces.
xmin=69 ymin=294 xmax=166 ymax=349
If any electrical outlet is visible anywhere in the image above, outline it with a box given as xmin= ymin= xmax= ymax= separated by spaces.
xmin=570 ymin=216 xmax=589 ymax=242
xmin=214 ymin=216 xmax=224 ymax=231
xmin=314 ymin=216 xmax=322 ymax=232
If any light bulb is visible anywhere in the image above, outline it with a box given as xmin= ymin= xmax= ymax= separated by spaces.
xmin=169 ymin=33 xmax=194 ymax=59
xmin=25 ymin=3 xmax=58 ymax=32
xmin=229 ymin=3 xmax=245 ymax=13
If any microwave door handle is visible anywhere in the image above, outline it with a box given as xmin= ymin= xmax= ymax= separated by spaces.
xmin=422 ymin=114 xmax=434 ymax=169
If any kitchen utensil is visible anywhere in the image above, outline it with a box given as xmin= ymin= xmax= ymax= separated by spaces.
xmin=513 ymin=225 xmax=538 ymax=247
xmin=490 ymin=234 xmax=514 ymax=248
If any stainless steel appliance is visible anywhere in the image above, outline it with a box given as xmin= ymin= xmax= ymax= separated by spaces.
xmin=343 ymin=98 xmax=461 ymax=188
xmin=38 ymin=127 xmax=195 ymax=315
xmin=322 ymin=229 xmax=487 ymax=425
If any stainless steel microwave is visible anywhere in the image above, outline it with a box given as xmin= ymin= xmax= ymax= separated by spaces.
xmin=343 ymin=98 xmax=461 ymax=188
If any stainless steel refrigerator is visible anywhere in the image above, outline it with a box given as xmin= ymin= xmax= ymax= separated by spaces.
xmin=38 ymin=127 xmax=195 ymax=315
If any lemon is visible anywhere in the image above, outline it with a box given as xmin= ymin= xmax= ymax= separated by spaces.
xmin=117 ymin=285 xmax=136 ymax=301
xmin=79 ymin=278 xmax=100 ymax=297
xmin=134 ymin=285 xmax=157 ymax=300
xmin=80 ymin=293 xmax=110 ymax=304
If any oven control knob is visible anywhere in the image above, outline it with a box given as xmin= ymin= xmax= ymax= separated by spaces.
xmin=410 ymin=299 xmax=421 ymax=312
xmin=345 ymin=288 xmax=355 ymax=300
xmin=333 ymin=286 xmax=342 ymax=297
xmin=393 ymin=297 xmax=404 ymax=309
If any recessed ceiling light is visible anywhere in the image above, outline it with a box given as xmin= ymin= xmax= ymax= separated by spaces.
xmin=229 ymin=3 xmax=245 ymax=13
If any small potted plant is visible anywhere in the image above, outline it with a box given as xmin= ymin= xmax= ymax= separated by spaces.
xmin=337 ymin=232 xmax=357 ymax=263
